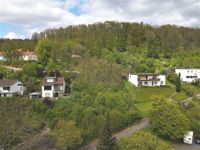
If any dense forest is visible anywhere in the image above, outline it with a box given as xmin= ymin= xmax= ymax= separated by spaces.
xmin=1 ymin=21 xmax=200 ymax=150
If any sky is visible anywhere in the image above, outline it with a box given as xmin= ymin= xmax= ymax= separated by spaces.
xmin=0 ymin=0 xmax=199 ymax=39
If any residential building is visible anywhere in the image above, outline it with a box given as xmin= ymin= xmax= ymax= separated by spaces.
xmin=0 ymin=52 xmax=6 ymax=61
xmin=20 ymin=51 xmax=37 ymax=61
xmin=128 ymin=73 xmax=166 ymax=87
xmin=42 ymin=77 xmax=65 ymax=98
xmin=0 ymin=80 xmax=24 ymax=97
xmin=175 ymin=69 xmax=200 ymax=83
xmin=16 ymin=49 xmax=37 ymax=61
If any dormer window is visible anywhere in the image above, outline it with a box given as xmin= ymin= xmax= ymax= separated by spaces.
xmin=47 ymin=78 xmax=54 ymax=82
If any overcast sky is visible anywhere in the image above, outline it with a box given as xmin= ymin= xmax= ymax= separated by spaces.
xmin=0 ymin=0 xmax=199 ymax=39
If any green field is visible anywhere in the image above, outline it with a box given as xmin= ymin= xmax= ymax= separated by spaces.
xmin=171 ymin=91 xmax=188 ymax=101
xmin=128 ymin=86 xmax=174 ymax=116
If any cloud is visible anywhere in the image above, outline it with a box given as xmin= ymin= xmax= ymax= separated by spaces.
xmin=4 ymin=32 xmax=25 ymax=39
xmin=0 ymin=0 xmax=199 ymax=38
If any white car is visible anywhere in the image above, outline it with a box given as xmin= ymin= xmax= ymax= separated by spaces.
xmin=183 ymin=131 xmax=193 ymax=144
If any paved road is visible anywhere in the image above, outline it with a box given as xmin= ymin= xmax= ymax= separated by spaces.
xmin=174 ymin=143 xmax=200 ymax=150
xmin=79 ymin=118 xmax=149 ymax=150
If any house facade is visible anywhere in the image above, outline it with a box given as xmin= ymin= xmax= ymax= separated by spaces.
xmin=0 ymin=80 xmax=24 ymax=97
xmin=42 ymin=77 xmax=65 ymax=98
xmin=16 ymin=49 xmax=37 ymax=61
xmin=20 ymin=51 xmax=37 ymax=61
xmin=0 ymin=52 xmax=6 ymax=61
xmin=128 ymin=73 xmax=166 ymax=87
xmin=175 ymin=69 xmax=200 ymax=83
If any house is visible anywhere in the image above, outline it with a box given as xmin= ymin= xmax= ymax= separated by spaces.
xmin=16 ymin=49 xmax=37 ymax=61
xmin=0 ymin=80 xmax=24 ymax=97
xmin=20 ymin=51 xmax=37 ymax=61
xmin=0 ymin=52 xmax=6 ymax=61
xmin=42 ymin=77 xmax=65 ymax=98
xmin=128 ymin=73 xmax=166 ymax=87
xmin=175 ymin=69 xmax=200 ymax=83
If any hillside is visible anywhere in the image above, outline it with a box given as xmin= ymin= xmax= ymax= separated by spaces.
xmin=0 ymin=21 xmax=200 ymax=150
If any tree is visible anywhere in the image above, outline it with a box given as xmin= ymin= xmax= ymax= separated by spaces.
xmin=25 ymin=78 xmax=37 ymax=94
xmin=0 ymin=98 xmax=43 ymax=150
xmin=146 ymin=38 xmax=161 ymax=58
xmin=184 ymin=101 xmax=200 ymax=135
xmin=1 ymin=41 xmax=18 ymax=63
xmin=176 ymin=74 xmax=181 ymax=92
xmin=150 ymin=97 xmax=190 ymax=140
xmin=35 ymin=39 xmax=52 ymax=65
xmin=51 ymin=120 xmax=82 ymax=150
xmin=97 ymin=113 xmax=117 ymax=150
xmin=118 ymin=132 xmax=174 ymax=150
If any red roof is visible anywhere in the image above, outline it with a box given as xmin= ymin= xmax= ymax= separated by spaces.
xmin=21 ymin=51 xmax=35 ymax=56
xmin=0 ymin=52 xmax=5 ymax=56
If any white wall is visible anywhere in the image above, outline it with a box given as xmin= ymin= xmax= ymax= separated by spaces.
xmin=0 ymin=81 xmax=24 ymax=96
xmin=11 ymin=81 xmax=24 ymax=95
xmin=159 ymin=75 xmax=166 ymax=85
xmin=0 ymin=56 xmax=6 ymax=61
xmin=42 ymin=85 xmax=54 ymax=98
xmin=22 ymin=55 xmax=37 ymax=61
xmin=128 ymin=74 xmax=138 ymax=86
xmin=175 ymin=69 xmax=200 ymax=83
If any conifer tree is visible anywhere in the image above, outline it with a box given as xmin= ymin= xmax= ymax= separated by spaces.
xmin=97 ymin=113 xmax=117 ymax=150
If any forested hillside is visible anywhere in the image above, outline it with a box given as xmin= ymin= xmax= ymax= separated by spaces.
xmin=1 ymin=21 xmax=200 ymax=150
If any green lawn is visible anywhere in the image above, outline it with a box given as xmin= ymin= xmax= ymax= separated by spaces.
xmin=136 ymin=101 xmax=152 ymax=117
xmin=128 ymin=85 xmax=174 ymax=117
xmin=171 ymin=91 xmax=188 ymax=101
xmin=133 ymin=86 xmax=174 ymax=103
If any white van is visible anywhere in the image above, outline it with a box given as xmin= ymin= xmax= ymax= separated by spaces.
xmin=183 ymin=131 xmax=193 ymax=144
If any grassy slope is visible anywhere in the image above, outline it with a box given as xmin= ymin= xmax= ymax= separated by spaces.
xmin=128 ymin=85 xmax=174 ymax=116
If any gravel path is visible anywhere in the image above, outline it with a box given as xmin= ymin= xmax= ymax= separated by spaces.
xmin=2 ymin=65 xmax=22 ymax=71
xmin=79 ymin=118 xmax=149 ymax=150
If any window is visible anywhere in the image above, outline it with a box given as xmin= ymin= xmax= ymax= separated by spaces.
xmin=161 ymin=81 xmax=164 ymax=85
xmin=186 ymin=76 xmax=190 ymax=78
xmin=3 ymin=87 xmax=10 ymax=91
xmin=144 ymin=81 xmax=148 ymax=85
xmin=44 ymin=86 xmax=52 ymax=90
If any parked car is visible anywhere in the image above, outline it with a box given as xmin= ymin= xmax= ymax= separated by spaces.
xmin=195 ymin=137 xmax=200 ymax=144
xmin=183 ymin=131 xmax=193 ymax=144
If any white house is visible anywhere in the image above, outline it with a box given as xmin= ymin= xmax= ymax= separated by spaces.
xmin=128 ymin=73 xmax=166 ymax=87
xmin=175 ymin=69 xmax=200 ymax=83
xmin=42 ymin=77 xmax=65 ymax=98
xmin=0 ymin=80 xmax=24 ymax=97
xmin=0 ymin=52 xmax=6 ymax=61
xmin=20 ymin=51 xmax=37 ymax=61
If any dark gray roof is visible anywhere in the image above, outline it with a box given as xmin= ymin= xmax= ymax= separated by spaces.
xmin=0 ymin=80 xmax=19 ymax=86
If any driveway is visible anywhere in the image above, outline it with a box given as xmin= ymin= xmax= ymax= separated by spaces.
xmin=174 ymin=143 xmax=200 ymax=150
xmin=79 ymin=118 xmax=149 ymax=150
